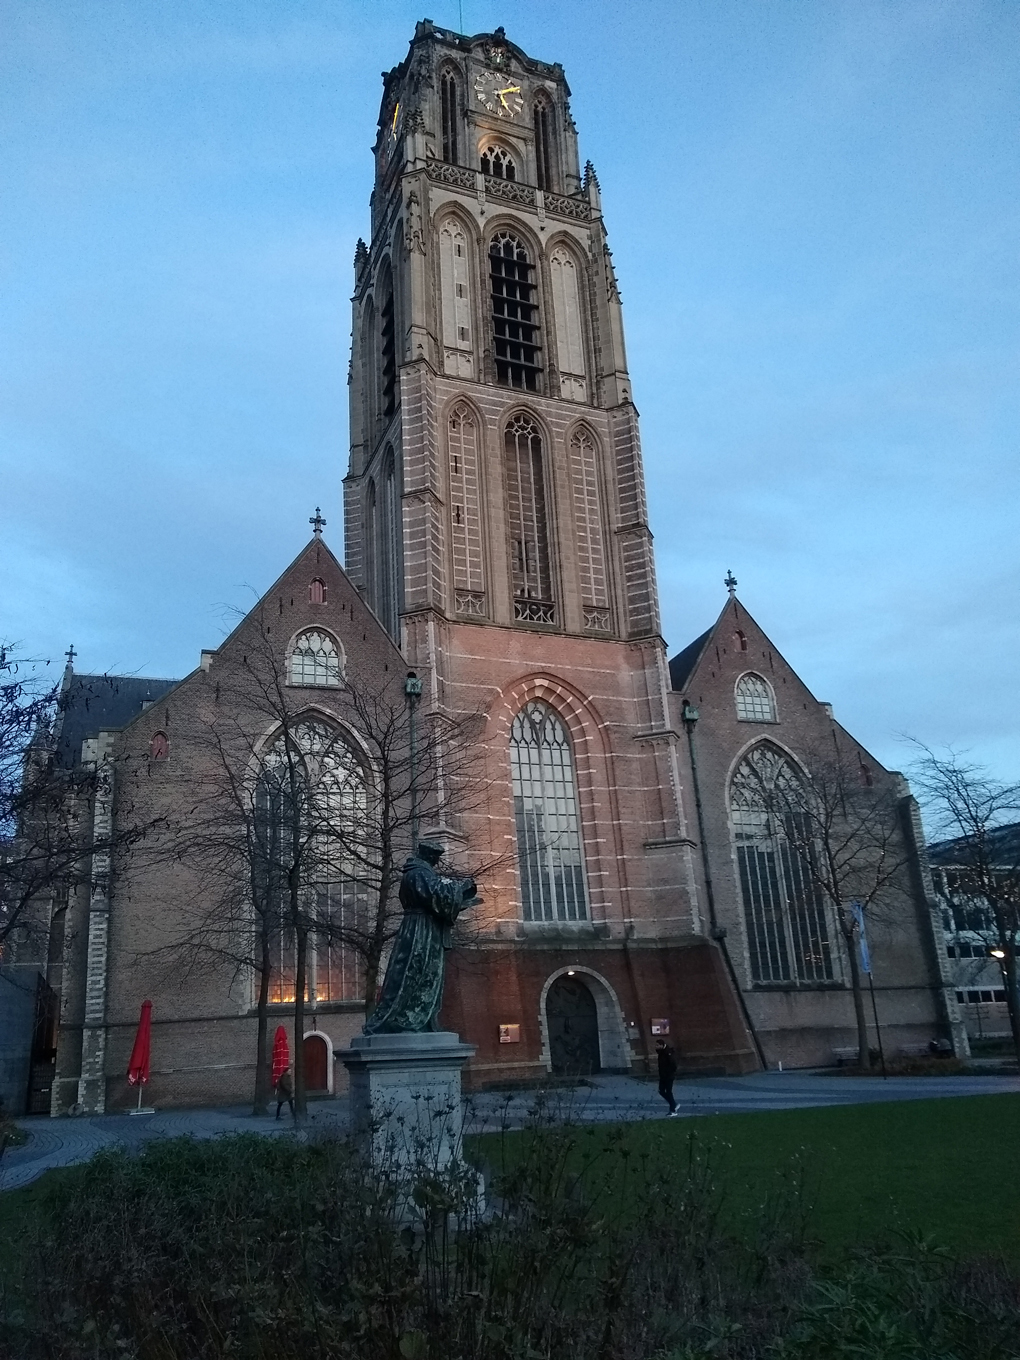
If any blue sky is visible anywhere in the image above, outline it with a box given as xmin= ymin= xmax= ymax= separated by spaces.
xmin=2 ymin=0 xmax=1017 ymax=784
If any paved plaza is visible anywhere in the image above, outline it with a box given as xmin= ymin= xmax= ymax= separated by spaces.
xmin=3 ymin=1070 xmax=1018 ymax=1192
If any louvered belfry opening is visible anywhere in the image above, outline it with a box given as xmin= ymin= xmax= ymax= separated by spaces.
xmin=440 ymin=68 xmax=459 ymax=164
xmin=534 ymin=97 xmax=554 ymax=191
xmin=504 ymin=414 xmax=553 ymax=621
xmin=490 ymin=232 xmax=542 ymax=391
xmin=380 ymin=287 xmax=396 ymax=419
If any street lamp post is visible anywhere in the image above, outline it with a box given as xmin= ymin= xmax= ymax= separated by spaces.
xmin=405 ymin=671 xmax=423 ymax=851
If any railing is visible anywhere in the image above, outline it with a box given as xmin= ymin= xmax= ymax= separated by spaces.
xmin=425 ymin=158 xmax=592 ymax=222
xmin=514 ymin=599 xmax=556 ymax=624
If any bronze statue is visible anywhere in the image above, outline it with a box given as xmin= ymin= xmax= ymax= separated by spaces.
xmin=363 ymin=840 xmax=478 ymax=1034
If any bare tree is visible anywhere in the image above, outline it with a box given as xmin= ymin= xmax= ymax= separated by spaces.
xmin=908 ymin=744 xmax=1020 ymax=1063
xmin=737 ymin=738 xmax=914 ymax=1068
xmin=1 ymin=644 xmax=159 ymax=960
xmin=153 ymin=608 xmax=487 ymax=1117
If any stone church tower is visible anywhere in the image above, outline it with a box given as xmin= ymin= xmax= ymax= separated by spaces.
xmin=344 ymin=21 xmax=757 ymax=1081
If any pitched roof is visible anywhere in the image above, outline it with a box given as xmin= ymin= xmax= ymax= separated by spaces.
xmin=667 ymin=628 xmax=712 ymax=692
xmin=53 ymin=673 xmax=179 ymax=769
xmin=927 ymin=822 xmax=1020 ymax=869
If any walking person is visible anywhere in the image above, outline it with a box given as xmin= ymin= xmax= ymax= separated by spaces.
xmin=655 ymin=1038 xmax=679 ymax=1117
xmin=275 ymin=1065 xmax=295 ymax=1119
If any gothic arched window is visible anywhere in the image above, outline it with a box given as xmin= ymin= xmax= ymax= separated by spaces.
xmin=490 ymin=232 xmax=542 ymax=391
xmin=730 ymin=744 xmax=833 ymax=985
xmin=510 ymin=700 xmax=587 ymax=923
xmin=550 ymin=246 xmax=587 ymax=401
xmin=569 ymin=426 xmax=609 ymax=620
xmin=448 ymin=403 xmax=485 ymax=611
xmin=257 ymin=720 xmax=367 ymax=1004
xmin=735 ymin=673 xmax=776 ymax=723
xmin=309 ymin=578 xmax=326 ymax=605
xmin=504 ymin=414 xmax=553 ymax=620
xmin=377 ymin=269 xmax=396 ymax=421
xmin=149 ymin=731 xmax=169 ymax=761
xmin=438 ymin=218 xmax=473 ymax=377
xmin=440 ymin=67 xmax=460 ymax=164
xmin=480 ymin=144 xmax=516 ymax=180
xmin=534 ymin=93 xmax=556 ymax=191
xmin=379 ymin=451 xmax=399 ymax=638
xmin=289 ymin=630 xmax=343 ymax=688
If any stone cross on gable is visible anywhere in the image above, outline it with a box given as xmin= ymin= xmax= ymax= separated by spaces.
xmin=309 ymin=508 xmax=326 ymax=538
xmin=724 ymin=570 xmax=738 ymax=597
xmin=65 ymin=644 xmax=77 ymax=665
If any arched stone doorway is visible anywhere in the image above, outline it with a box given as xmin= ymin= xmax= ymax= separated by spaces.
xmin=303 ymin=1033 xmax=330 ymax=1092
xmin=546 ymin=973 xmax=601 ymax=1075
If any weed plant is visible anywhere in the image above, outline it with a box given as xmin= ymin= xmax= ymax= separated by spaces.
xmin=0 ymin=1098 xmax=1017 ymax=1359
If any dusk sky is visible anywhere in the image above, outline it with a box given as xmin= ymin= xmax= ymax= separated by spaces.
xmin=2 ymin=1 xmax=1017 ymax=789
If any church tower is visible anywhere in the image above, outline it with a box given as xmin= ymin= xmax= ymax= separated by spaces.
xmin=345 ymin=22 xmax=756 ymax=1080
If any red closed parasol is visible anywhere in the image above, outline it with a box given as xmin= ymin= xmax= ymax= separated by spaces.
xmin=271 ymin=1025 xmax=290 ymax=1085
xmin=126 ymin=1000 xmax=155 ymax=1114
xmin=127 ymin=1000 xmax=152 ymax=1086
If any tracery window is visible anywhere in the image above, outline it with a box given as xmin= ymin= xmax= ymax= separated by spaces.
xmin=504 ymin=414 xmax=553 ymax=617
xmin=480 ymin=144 xmax=516 ymax=180
xmin=569 ymin=426 xmax=608 ymax=615
xmin=735 ymin=672 xmax=776 ymax=722
xmin=550 ymin=246 xmax=587 ymax=401
xmin=440 ymin=67 xmax=460 ymax=164
xmin=510 ymin=701 xmax=587 ymax=922
xmin=534 ymin=94 xmax=555 ymax=191
xmin=289 ymin=630 xmax=343 ymax=688
xmin=490 ymin=232 xmax=542 ymax=391
xmin=256 ymin=721 xmax=368 ymax=1005
xmin=730 ymin=744 xmax=833 ymax=985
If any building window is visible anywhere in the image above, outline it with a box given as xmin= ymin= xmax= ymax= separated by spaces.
xmin=309 ymin=578 xmax=326 ymax=605
xmin=730 ymin=744 xmax=833 ymax=985
xmin=379 ymin=277 xmax=396 ymax=420
xmin=504 ymin=414 xmax=553 ymax=615
xmin=440 ymin=67 xmax=460 ymax=164
xmin=534 ymin=94 xmax=555 ymax=191
xmin=257 ymin=720 xmax=367 ymax=1004
xmin=480 ymin=144 xmax=516 ymax=180
xmin=490 ymin=232 xmax=542 ymax=391
xmin=289 ymin=630 xmax=343 ymax=687
xmin=510 ymin=700 xmax=587 ymax=923
xmin=735 ymin=672 xmax=776 ymax=722
xmin=149 ymin=731 xmax=169 ymax=760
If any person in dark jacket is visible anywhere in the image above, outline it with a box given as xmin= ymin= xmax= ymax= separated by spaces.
xmin=655 ymin=1038 xmax=679 ymax=1116
xmin=275 ymin=1066 xmax=295 ymax=1119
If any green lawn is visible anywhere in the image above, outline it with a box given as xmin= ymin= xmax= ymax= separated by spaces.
xmin=471 ymin=1092 xmax=1020 ymax=1265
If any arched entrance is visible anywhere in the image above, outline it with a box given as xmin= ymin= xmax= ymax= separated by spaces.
xmin=303 ymin=1033 xmax=330 ymax=1092
xmin=546 ymin=974 xmax=601 ymax=1075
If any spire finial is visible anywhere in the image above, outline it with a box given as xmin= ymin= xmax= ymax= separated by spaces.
xmin=65 ymin=644 xmax=77 ymax=665
xmin=309 ymin=507 xmax=326 ymax=538
xmin=724 ymin=570 xmax=737 ymax=598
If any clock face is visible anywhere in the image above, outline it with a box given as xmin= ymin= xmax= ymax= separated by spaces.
xmin=474 ymin=69 xmax=523 ymax=119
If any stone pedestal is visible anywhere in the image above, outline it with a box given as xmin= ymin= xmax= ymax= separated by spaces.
xmin=341 ymin=1031 xmax=475 ymax=1178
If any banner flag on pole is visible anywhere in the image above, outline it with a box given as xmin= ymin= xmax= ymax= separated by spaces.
xmin=851 ymin=901 xmax=871 ymax=975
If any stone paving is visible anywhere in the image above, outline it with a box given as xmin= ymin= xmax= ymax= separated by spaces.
xmin=4 ymin=1071 xmax=1018 ymax=1192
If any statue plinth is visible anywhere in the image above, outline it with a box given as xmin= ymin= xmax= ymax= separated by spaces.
xmin=341 ymin=1031 xmax=477 ymax=1199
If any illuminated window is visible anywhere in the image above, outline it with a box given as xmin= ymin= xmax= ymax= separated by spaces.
xmin=257 ymin=721 xmax=367 ymax=1004
xmin=289 ymin=631 xmax=343 ymax=687
xmin=510 ymin=701 xmax=587 ymax=922
xmin=735 ymin=673 xmax=776 ymax=722
xmin=730 ymin=744 xmax=833 ymax=985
